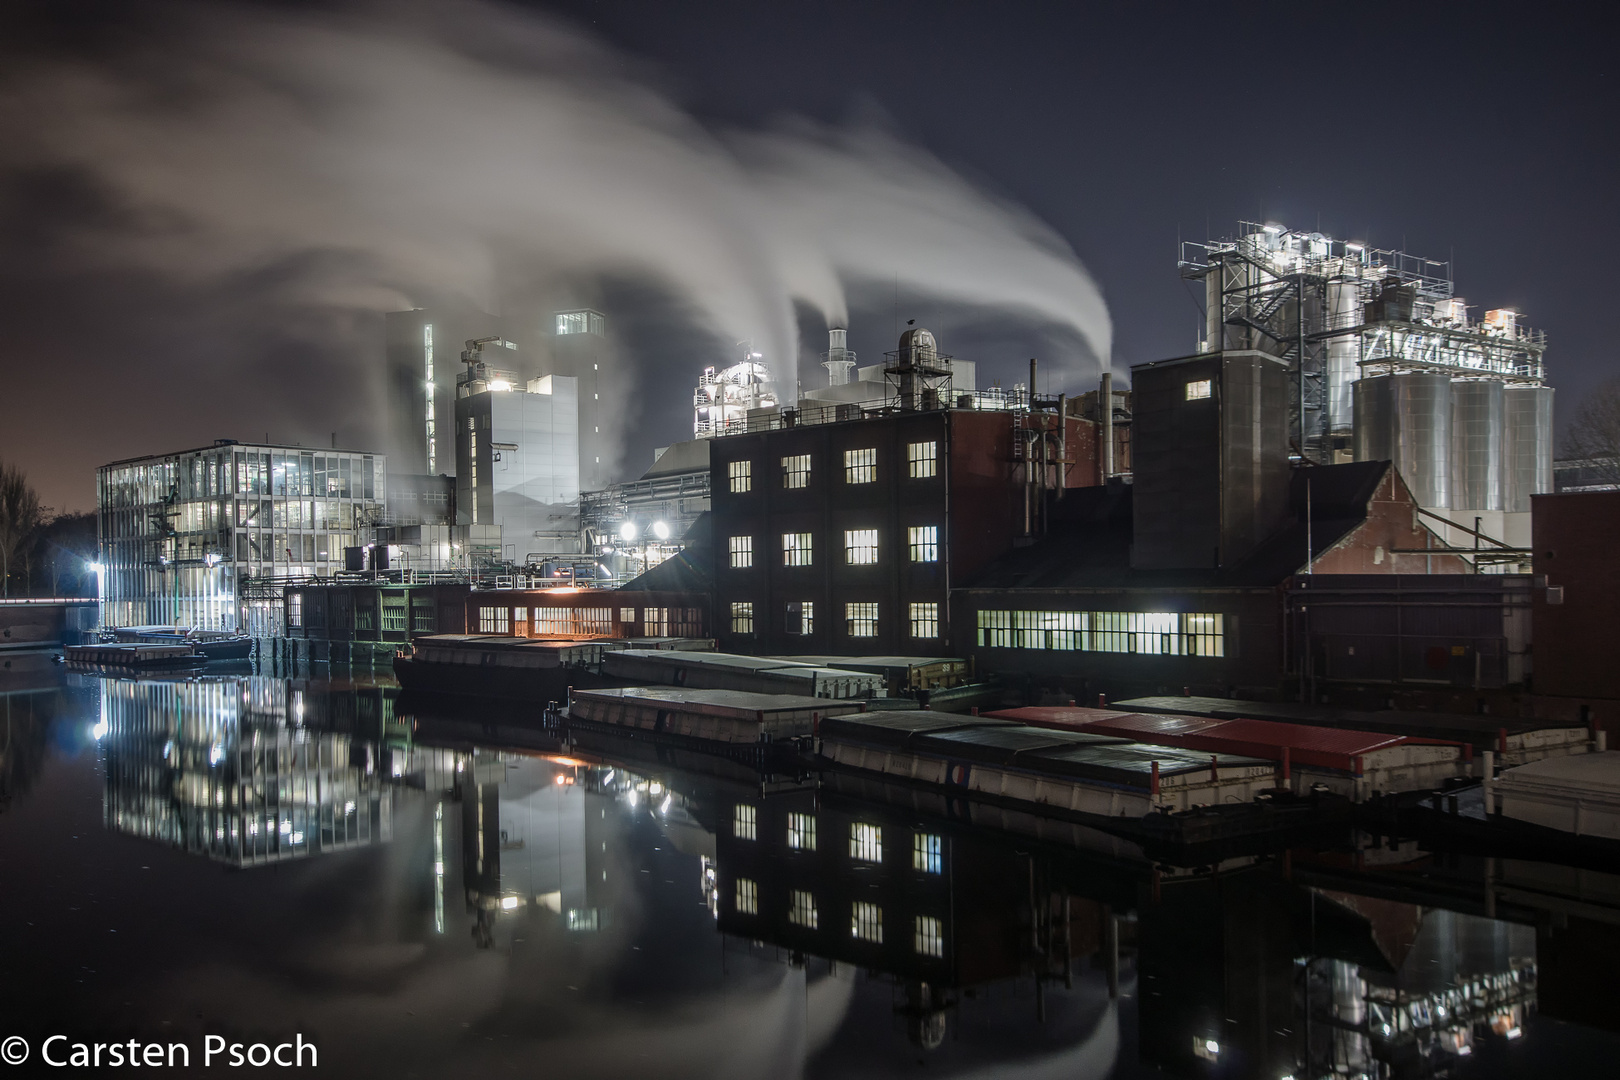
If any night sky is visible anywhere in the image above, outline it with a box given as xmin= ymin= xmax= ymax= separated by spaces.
xmin=2 ymin=0 xmax=1615 ymax=512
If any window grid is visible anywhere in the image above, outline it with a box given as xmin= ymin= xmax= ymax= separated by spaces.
xmin=735 ymin=878 xmax=758 ymax=915
xmin=729 ymin=535 xmax=753 ymax=569
xmin=908 ymin=525 xmax=938 ymax=563
xmin=782 ymin=454 xmax=811 ymax=489
xmin=1186 ymin=379 xmax=1213 ymax=400
xmin=731 ymin=602 xmax=754 ymax=635
xmin=915 ymin=915 xmax=945 ymax=957
xmin=974 ymin=610 xmax=1225 ymax=657
xmin=844 ymin=448 xmax=876 ymax=484
xmin=852 ymin=901 xmax=884 ymax=944
xmin=844 ymin=529 xmax=879 ymax=565
xmin=790 ymin=890 xmax=818 ymax=929
xmin=913 ymin=833 xmax=943 ymax=874
xmin=907 ymin=441 xmax=938 ymax=479
xmin=845 ymin=602 xmax=878 ymax=638
xmin=787 ymin=812 xmax=818 ymax=852
xmin=909 ymin=602 xmax=939 ymax=639
xmin=733 ymin=804 xmax=757 ymax=841
xmin=782 ymin=532 xmax=813 ymax=567
xmin=728 ymin=460 xmax=752 ymax=493
xmin=850 ymin=822 xmax=883 ymax=863
xmin=788 ymin=600 xmax=815 ymax=636
xmin=478 ymin=606 xmax=510 ymax=634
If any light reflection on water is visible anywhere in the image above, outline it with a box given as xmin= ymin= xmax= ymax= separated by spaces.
xmin=0 ymin=669 xmax=1613 ymax=1079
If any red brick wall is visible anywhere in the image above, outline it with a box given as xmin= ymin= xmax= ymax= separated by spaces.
xmin=1309 ymin=467 xmax=1470 ymax=575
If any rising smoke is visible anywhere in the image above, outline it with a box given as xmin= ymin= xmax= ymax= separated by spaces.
xmin=0 ymin=0 xmax=1111 ymax=481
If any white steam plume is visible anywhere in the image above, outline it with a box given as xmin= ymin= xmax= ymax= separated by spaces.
xmin=0 ymin=0 xmax=1111 ymax=429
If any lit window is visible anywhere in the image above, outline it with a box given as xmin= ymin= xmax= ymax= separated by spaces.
xmin=972 ymin=610 xmax=1224 ymax=656
xmin=845 ymin=602 xmax=878 ymax=638
xmin=915 ymin=915 xmax=944 ymax=957
xmin=908 ymin=525 xmax=938 ymax=563
xmin=731 ymin=602 xmax=754 ymax=634
xmin=788 ymin=812 xmax=817 ymax=851
xmin=728 ymin=460 xmax=752 ymax=493
xmin=844 ymin=529 xmax=879 ymax=565
xmin=844 ymin=448 xmax=876 ymax=484
xmin=735 ymin=878 xmax=758 ymax=915
xmin=913 ymin=833 xmax=942 ymax=873
xmin=788 ymin=600 xmax=814 ymax=635
xmin=782 ymin=454 xmax=811 ymax=489
xmin=850 ymin=822 xmax=882 ymax=863
xmin=286 ymin=593 xmax=303 ymax=628
xmin=620 ymin=606 xmax=636 ymax=623
xmin=729 ymin=535 xmax=753 ymax=569
xmin=790 ymin=890 xmax=818 ymax=929
xmin=852 ymin=901 xmax=883 ymax=944
xmin=478 ymin=606 xmax=510 ymax=634
xmin=733 ymin=804 xmax=757 ymax=841
xmin=1186 ymin=379 xmax=1212 ymax=401
xmin=908 ymin=441 xmax=938 ymax=478
xmin=782 ymin=533 xmax=813 ymax=567
xmin=909 ymin=602 xmax=939 ymax=639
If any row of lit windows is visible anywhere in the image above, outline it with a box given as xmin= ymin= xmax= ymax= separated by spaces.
xmin=730 ymin=600 xmax=938 ymax=638
xmin=99 ymin=450 xmax=382 ymax=507
xmin=975 ymin=610 xmax=1225 ymax=656
xmin=732 ymin=809 xmax=944 ymax=874
xmin=727 ymin=526 xmax=939 ymax=569
xmin=726 ymin=442 xmax=939 ymax=494
xmin=730 ymin=882 xmax=944 ymax=956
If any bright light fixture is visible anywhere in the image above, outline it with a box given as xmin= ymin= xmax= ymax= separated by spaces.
xmin=501 ymin=896 xmax=520 ymax=910
xmin=618 ymin=522 xmax=638 ymax=541
xmin=1205 ymin=1040 xmax=1219 ymax=1055
xmin=652 ymin=521 xmax=671 ymax=540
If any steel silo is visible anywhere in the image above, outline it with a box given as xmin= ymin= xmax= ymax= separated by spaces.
xmin=1503 ymin=384 xmax=1555 ymax=512
xmin=1450 ymin=379 xmax=1505 ymax=511
xmin=1354 ymin=373 xmax=1452 ymax=508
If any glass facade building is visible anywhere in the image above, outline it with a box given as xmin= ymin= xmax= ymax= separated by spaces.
xmin=97 ymin=440 xmax=387 ymax=632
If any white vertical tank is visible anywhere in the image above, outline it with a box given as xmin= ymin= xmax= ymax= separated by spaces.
xmin=1503 ymin=385 xmax=1555 ymax=512
xmin=1450 ymin=380 xmax=1505 ymax=512
xmin=1325 ymin=280 xmax=1362 ymax=434
xmin=1354 ymin=374 xmax=1452 ymax=508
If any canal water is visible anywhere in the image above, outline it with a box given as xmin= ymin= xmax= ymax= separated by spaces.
xmin=2 ymin=667 xmax=1617 ymax=1078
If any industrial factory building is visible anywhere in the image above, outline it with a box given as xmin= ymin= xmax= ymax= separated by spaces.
xmin=96 ymin=440 xmax=389 ymax=633
xmin=1183 ymin=223 xmax=1553 ymax=560
xmin=453 ymin=336 xmax=582 ymax=561
xmin=707 ymin=328 xmax=1098 ymax=655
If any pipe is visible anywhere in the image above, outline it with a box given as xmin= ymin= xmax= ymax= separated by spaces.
xmin=1057 ymin=394 xmax=1067 ymax=498
xmin=1100 ymin=371 xmax=1114 ymax=480
xmin=1029 ymin=357 xmax=1038 ymax=409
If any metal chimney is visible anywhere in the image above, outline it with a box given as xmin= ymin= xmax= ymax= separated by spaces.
xmin=823 ymin=327 xmax=855 ymax=387
xmin=1100 ymin=370 xmax=1114 ymax=479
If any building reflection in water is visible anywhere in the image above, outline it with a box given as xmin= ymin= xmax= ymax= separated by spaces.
xmin=87 ymin=679 xmax=1576 ymax=1077
xmin=100 ymin=677 xmax=399 ymax=865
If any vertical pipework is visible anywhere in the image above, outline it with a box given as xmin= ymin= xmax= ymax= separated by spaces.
xmin=1057 ymin=394 xmax=1067 ymax=499
xmin=1100 ymin=371 xmax=1115 ymax=480
xmin=1029 ymin=357 xmax=1038 ymax=409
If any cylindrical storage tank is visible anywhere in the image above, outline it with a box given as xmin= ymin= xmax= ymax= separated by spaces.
xmin=1450 ymin=379 xmax=1505 ymax=511
xmin=1325 ymin=280 xmax=1362 ymax=434
xmin=1503 ymin=385 xmax=1555 ymax=512
xmin=1353 ymin=373 xmax=1451 ymax=508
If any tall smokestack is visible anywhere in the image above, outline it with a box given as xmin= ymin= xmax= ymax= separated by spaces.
xmin=1100 ymin=370 xmax=1114 ymax=479
xmin=823 ymin=327 xmax=855 ymax=387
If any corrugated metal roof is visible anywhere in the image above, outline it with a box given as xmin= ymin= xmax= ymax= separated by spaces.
xmin=818 ymin=711 xmax=1011 ymax=747
xmin=572 ymin=686 xmax=843 ymax=714
xmin=1021 ymin=743 xmax=1271 ymax=786
xmin=993 ymin=703 xmax=1461 ymax=772
xmin=913 ymin=725 xmax=1123 ymax=766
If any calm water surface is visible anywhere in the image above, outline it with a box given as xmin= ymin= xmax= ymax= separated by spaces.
xmin=2 ymin=663 xmax=1617 ymax=1078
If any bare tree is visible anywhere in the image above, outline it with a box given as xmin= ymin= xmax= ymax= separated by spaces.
xmin=1565 ymin=376 xmax=1620 ymax=486
xmin=0 ymin=461 xmax=45 ymax=597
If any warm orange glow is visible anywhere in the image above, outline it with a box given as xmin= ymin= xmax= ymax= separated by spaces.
xmin=545 ymin=755 xmax=587 ymax=768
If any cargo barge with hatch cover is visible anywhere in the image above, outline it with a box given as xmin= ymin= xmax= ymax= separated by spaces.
xmin=393 ymin=633 xmax=714 ymax=702
xmin=814 ymin=709 xmax=1351 ymax=848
